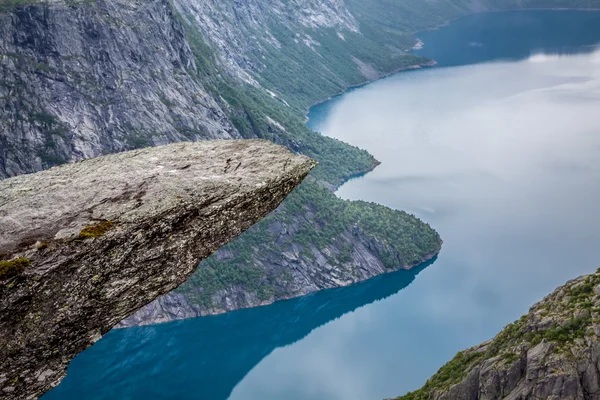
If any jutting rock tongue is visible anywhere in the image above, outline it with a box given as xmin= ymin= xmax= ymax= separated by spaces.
xmin=0 ymin=140 xmax=316 ymax=400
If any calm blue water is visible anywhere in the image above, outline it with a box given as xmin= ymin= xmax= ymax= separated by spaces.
xmin=46 ymin=10 xmax=600 ymax=400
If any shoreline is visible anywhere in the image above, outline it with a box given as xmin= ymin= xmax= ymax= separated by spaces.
xmin=120 ymin=243 xmax=443 ymax=328
xmin=304 ymin=6 xmax=600 ymax=196
xmin=304 ymin=60 xmax=437 ymax=124
xmin=305 ymin=7 xmax=600 ymax=125
xmin=415 ymin=7 xmax=600 ymax=36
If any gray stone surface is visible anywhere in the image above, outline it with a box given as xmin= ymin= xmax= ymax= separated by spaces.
xmin=174 ymin=0 xmax=359 ymax=85
xmin=0 ymin=0 xmax=239 ymax=179
xmin=0 ymin=140 xmax=315 ymax=399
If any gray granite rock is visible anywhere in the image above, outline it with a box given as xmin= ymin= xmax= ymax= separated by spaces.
xmin=0 ymin=0 xmax=239 ymax=179
xmin=0 ymin=140 xmax=315 ymax=399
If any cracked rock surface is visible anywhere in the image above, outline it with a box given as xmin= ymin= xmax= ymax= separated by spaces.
xmin=0 ymin=139 xmax=315 ymax=399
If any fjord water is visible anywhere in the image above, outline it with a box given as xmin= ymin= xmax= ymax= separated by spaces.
xmin=46 ymin=11 xmax=600 ymax=400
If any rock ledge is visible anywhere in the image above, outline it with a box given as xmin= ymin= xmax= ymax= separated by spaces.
xmin=0 ymin=140 xmax=315 ymax=399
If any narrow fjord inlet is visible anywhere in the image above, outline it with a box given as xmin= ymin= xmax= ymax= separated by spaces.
xmin=44 ymin=11 xmax=600 ymax=400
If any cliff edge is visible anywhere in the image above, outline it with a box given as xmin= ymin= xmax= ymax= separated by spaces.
xmin=0 ymin=139 xmax=315 ymax=399
xmin=396 ymin=269 xmax=600 ymax=400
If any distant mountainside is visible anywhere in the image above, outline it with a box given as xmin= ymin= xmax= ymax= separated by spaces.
xmin=395 ymin=269 xmax=600 ymax=400
xmin=1 ymin=0 xmax=598 ymax=327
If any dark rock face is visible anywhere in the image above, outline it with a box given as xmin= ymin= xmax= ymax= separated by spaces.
xmin=0 ymin=140 xmax=315 ymax=399
xmin=395 ymin=270 xmax=600 ymax=400
xmin=121 ymin=226 xmax=440 ymax=326
xmin=0 ymin=0 xmax=238 ymax=179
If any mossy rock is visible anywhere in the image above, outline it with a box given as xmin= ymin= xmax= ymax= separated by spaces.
xmin=0 ymin=258 xmax=30 ymax=279
xmin=78 ymin=220 xmax=113 ymax=239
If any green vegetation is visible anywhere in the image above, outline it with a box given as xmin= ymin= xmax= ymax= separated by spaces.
xmin=178 ymin=180 xmax=441 ymax=307
xmin=398 ymin=314 xmax=593 ymax=400
xmin=124 ymin=132 xmax=153 ymax=150
xmin=25 ymin=110 xmax=72 ymax=168
xmin=501 ymin=352 xmax=519 ymax=363
xmin=78 ymin=220 xmax=114 ymax=239
xmin=0 ymin=258 xmax=30 ymax=280
xmin=254 ymin=22 xmax=426 ymax=111
xmin=277 ymin=181 xmax=440 ymax=267
xmin=214 ymin=82 xmax=376 ymax=186
xmin=0 ymin=0 xmax=40 ymax=12
xmin=179 ymin=257 xmax=279 ymax=308
xmin=400 ymin=350 xmax=488 ymax=400
xmin=567 ymin=273 xmax=600 ymax=303
xmin=181 ymin=15 xmax=377 ymax=187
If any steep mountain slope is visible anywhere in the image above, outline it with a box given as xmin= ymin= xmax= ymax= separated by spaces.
xmin=395 ymin=269 xmax=600 ymax=400
xmin=0 ymin=0 xmax=238 ymax=178
xmin=174 ymin=0 xmax=426 ymax=111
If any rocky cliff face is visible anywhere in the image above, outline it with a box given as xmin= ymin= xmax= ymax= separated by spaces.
xmin=0 ymin=0 xmax=238 ymax=178
xmin=395 ymin=269 xmax=600 ymax=400
xmin=122 ymin=206 xmax=441 ymax=326
xmin=0 ymin=140 xmax=315 ymax=399
xmin=173 ymin=0 xmax=428 ymax=110
xmin=174 ymin=0 xmax=359 ymax=85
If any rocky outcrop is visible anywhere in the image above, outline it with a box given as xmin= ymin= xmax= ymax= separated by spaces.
xmin=395 ymin=269 xmax=600 ymax=400
xmin=0 ymin=140 xmax=315 ymax=399
xmin=0 ymin=0 xmax=443 ymax=332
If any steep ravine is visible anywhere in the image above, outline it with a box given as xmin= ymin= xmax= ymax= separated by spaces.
xmin=395 ymin=269 xmax=600 ymax=400
xmin=0 ymin=140 xmax=315 ymax=400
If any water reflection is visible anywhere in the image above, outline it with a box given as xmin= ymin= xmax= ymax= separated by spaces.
xmin=44 ymin=260 xmax=435 ymax=400
xmin=320 ymin=50 xmax=600 ymax=223
xmin=298 ymin=40 xmax=600 ymax=400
